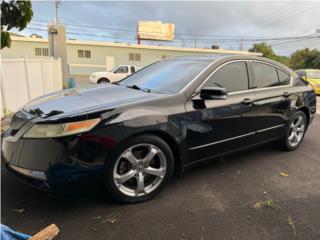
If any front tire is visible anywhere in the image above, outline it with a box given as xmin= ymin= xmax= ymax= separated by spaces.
xmin=97 ymin=78 xmax=109 ymax=84
xmin=104 ymin=135 xmax=174 ymax=203
xmin=279 ymin=111 xmax=307 ymax=151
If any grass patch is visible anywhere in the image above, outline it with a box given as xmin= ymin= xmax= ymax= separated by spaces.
xmin=261 ymin=197 xmax=282 ymax=209
xmin=287 ymin=215 xmax=296 ymax=236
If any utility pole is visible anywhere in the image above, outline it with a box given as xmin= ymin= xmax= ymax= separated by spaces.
xmin=48 ymin=0 xmax=69 ymax=88
xmin=55 ymin=0 xmax=61 ymax=23
xmin=239 ymin=37 xmax=243 ymax=51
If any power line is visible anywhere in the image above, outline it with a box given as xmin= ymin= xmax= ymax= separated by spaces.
xmin=29 ymin=21 xmax=318 ymax=43
xmin=270 ymin=35 xmax=320 ymax=46
xmin=32 ymin=19 xmax=314 ymax=41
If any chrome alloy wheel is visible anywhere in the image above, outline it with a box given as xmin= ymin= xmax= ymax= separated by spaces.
xmin=288 ymin=114 xmax=305 ymax=147
xmin=113 ymin=144 xmax=167 ymax=197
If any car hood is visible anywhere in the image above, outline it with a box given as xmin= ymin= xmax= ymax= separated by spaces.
xmin=23 ymin=84 xmax=164 ymax=119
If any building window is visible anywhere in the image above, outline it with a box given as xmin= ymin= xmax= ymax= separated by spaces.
xmin=78 ymin=50 xmax=84 ymax=58
xmin=35 ymin=48 xmax=42 ymax=56
xmin=78 ymin=50 xmax=91 ymax=58
xmin=84 ymin=50 xmax=91 ymax=58
xmin=134 ymin=53 xmax=141 ymax=61
xmin=42 ymin=48 xmax=49 ymax=56
xmin=129 ymin=53 xmax=135 ymax=61
xmin=35 ymin=48 xmax=49 ymax=56
xmin=129 ymin=53 xmax=141 ymax=61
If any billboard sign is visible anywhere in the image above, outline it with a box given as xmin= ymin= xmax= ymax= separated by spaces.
xmin=137 ymin=21 xmax=175 ymax=41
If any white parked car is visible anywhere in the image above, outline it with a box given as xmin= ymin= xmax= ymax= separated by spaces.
xmin=89 ymin=65 xmax=140 ymax=84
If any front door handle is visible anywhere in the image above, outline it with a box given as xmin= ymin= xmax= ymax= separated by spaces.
xmin=241 ymin=98 xmax=253 ymax=105
xmin=283 ymin=92 xmax=290 ymax=98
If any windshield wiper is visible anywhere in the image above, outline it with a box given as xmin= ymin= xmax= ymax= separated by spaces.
xmin=126 ymin=85 xmax=151 ymax=93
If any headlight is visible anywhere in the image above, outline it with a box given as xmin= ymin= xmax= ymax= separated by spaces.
xmin=23 ymin=118 xmax=101 ymax=138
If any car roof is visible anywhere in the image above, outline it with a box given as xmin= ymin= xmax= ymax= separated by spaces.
xmin=170 ymin=54 xmax=234 ymax=61
xmin=170 ymin=54 xmax=291 ymax=70
xmin=169 ymin=54 xmax=277 ymax=63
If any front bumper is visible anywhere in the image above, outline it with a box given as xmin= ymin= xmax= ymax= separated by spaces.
xmin=89 ymin=76 xmax=98 ymax=84
xmin=1 ymin=133 xmax=110 ymax=192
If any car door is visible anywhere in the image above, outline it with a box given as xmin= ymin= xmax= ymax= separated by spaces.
xmin=185 ymin=61 xmax=258 ymax=165
xmin=249 ymin=61 xmax=292 ymax=141
xmin=113 ymin=66 xmax=129 ymax=81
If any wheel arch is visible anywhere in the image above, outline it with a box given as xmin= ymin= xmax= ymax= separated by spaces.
xmin=97 ymin=77 xmax=110 ymax=83
xmin=298 ymin=106 xmax=310 ymax=127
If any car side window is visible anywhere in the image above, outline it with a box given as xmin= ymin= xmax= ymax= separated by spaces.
xmin=252 ymin=62 xmax=279 ymax=88
xmin=277 ymin=69 xmax=291 ymax=85
xmin=203 ymin=62 xmax=249 ymax=92
xmin=114 ymin=66 xmax=128 ymax=74
xmin=131 ymin=66 xmax=136 ymax=73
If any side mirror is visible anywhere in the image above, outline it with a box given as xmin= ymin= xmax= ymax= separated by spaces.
xmin=200 ymin=87 xmax=228 ymax=100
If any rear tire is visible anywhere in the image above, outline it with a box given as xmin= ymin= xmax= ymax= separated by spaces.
xmin=97 ymin=78 xmax=109 ymax=84
xmin=279 ymin=111 xmax=307 ymax=151
xmin=103 ymin=135 xmax=174 ymax=203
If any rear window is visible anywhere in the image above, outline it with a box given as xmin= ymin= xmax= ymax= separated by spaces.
xmin=296 ymin=71 xmax=307 ymax=77
xmin=252 ymin=62 xmax=279 ymax=88
xmin=308 ymin=71 xmax=320 ymax=79
xmin=203 ymin=62 xmax=249 ymax=92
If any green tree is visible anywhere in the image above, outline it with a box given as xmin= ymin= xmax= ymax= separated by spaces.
xmin=290 ymin=48 xmax=320 ymax=70
xmin=249 ymin=42 xmax=275 ymax=59
xmin=249 ymin=42 xmax=290 ymax=66
xmin=1 ymin=0 xmax=33 ymax=49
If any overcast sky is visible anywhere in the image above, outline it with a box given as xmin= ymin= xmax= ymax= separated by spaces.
xmin=17 ymin=1 xmax=320 ymax=56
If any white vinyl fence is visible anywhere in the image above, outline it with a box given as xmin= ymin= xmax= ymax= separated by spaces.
xmin=1 ymin=58 xmax=63 ymax=116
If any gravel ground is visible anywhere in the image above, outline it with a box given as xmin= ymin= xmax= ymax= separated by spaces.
xmin=1 ymin=109 xmax=320 ymax=240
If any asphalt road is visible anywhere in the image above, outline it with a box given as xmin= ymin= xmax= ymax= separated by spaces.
xmin=2 ymin=115 xmax=320 ymax=240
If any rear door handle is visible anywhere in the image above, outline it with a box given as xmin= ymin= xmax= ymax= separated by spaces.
xmin=283 ymin=92 xmax=290 ymax=98
xmin=241 ymin=98 xmax=253 ymax=105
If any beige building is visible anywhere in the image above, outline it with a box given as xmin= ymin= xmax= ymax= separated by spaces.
xmin=2 ymin=36 xmax=261 ymax=77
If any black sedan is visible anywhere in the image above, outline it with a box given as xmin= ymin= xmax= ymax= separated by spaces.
xmin=1 ymin=55 xmax=317 ymax=203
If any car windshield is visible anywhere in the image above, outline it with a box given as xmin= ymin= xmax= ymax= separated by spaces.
xmin=308 ymin=71 xmax=320 ymax=79
xmin=119 ymin=60 xmax=210 ymax=93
